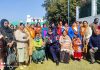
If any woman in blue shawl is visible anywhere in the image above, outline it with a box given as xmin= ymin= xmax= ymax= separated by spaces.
xmin=68 ymin=22 xmax=81 ymax=40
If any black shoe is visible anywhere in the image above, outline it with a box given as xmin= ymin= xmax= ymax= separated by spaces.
xmin=65 ymin=61 xmax=69 ymax=64
xmin=56 ymin=61 xmax=59 ymax=66
xmin=90 ymin=61 xmax=95 ymax=64
xmin=41 ymin=61 xmax=43 ymax=64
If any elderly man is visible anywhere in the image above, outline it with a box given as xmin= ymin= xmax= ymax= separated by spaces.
xmin=89 ymin=27 xmax=100 ymax=64
xmin=91 ymin=18 xmax=99 ymax=35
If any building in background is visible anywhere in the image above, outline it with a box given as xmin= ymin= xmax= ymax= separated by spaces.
xmin=76 ymin=0 xmax=100 ymax=24
xmin=26 ymin=15 xmax=46 ymax=26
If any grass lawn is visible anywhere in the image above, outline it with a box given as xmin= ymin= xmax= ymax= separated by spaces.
xmin=16 ymin=59 xmax=100 ymax=70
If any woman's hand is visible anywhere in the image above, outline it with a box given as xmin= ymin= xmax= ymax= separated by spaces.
xmin=7 ymin=41 xmax=14 ymax=48
xmin=42 ymin=41 xmax=46 ymax=46
xmin=7 ymin=43 xmax=12 ymax=47
xmin=0 ymin=34 xmax=3 ymax=39
xmin=74 ymin=31 xmax=78 ymax=35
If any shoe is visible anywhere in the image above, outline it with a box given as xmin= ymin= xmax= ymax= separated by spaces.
xmin=90 ymin=61 xmax=95 ymax=64
xmin=56 ymin=61 xmax=59 ymax=66
xmin=41 ymin=61 xmax=43 ymax=64
xmin=78 ymin=59 xmax=81 ymax=62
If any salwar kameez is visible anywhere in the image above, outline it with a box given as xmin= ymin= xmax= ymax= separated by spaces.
xmin=59 ymin=35 xmax=73 ymax=63
xmin=73 ymin=37 xmax=82 ymax=60
xmin=15 ymin=30 xmax=29 ymax=63
xmin=24 ymin=27 xmax=35 ymax=56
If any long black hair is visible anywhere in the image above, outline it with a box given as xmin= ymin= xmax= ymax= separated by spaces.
xmin=0 ymin=19 xmax=9 ymax=28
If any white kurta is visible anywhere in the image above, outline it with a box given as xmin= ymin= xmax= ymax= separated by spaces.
xmin=14 ymin=30 xmax=29 ymax=62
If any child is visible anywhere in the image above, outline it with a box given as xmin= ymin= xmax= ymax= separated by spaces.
xmin=72 ymin=36 xmax=82 ymax=61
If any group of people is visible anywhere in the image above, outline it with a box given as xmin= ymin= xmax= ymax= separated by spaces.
xmin=0 ymin=18 xmax=100 ymax=70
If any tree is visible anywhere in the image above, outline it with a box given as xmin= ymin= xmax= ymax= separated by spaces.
xmin=42 ymin=0 xmax=82 ymax=25
xmin=42 ymin=0 xmax=91 ymax=25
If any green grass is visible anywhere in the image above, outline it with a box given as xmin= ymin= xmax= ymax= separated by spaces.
xmin=16 ymin=59 xmax=100 ymax=70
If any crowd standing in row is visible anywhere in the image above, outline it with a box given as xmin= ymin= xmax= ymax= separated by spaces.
xmin=0 ymin=18 xmax=100 ymax=70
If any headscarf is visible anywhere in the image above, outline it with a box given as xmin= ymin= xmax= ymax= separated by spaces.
xmin=0 ymin=19 xmax=14 ymax=41
xmin=0 ymin=19 xmax=9 ymax=28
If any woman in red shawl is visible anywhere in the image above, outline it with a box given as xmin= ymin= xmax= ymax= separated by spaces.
xmin=57 ymin=24 xmax=62 ymax=36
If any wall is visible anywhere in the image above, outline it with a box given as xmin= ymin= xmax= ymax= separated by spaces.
xmin=77 ymin=14 xmax=100 ymax=25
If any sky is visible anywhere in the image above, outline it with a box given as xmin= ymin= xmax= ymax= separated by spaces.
xmin=0 ymin=0 xmax=46 ymax=22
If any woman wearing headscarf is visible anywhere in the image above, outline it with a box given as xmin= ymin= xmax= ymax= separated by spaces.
xmin=0 ymin=19 xmax=15 ymax=47
xmin=14 ymin=23 xmax=29 ymax=69
xmin=0 ymin=19 xmax=16 ymax=69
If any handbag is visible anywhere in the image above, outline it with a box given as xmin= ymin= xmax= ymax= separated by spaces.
xmin=7 ymin=48 xmax=16 ymax=65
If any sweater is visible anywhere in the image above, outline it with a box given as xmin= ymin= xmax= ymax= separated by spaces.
xmin=89 ymin=35 xmax=100 ymax=49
